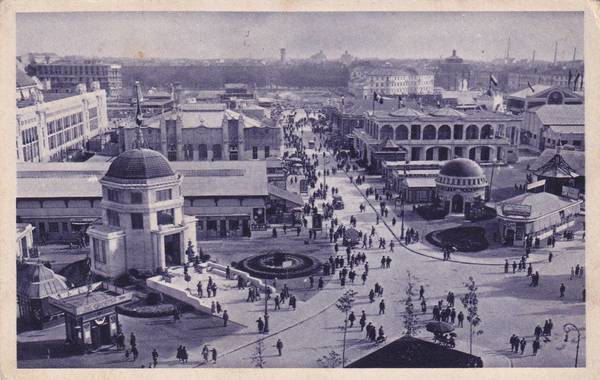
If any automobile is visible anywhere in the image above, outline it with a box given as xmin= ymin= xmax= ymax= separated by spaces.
xmin=332 ymin=195 xmax=344 ymax=210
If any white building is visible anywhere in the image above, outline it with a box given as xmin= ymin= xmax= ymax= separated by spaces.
xmin=349 ymin=67 xmax=435 ymax=99
xmin=87 ymin=140 xmax=197 ymax=278
xmin=17 ymin=81 xmax=109 ymax=162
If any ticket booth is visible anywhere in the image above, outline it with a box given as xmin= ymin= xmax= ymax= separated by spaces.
xmin=49 ymin=282 xmax=133 ymax=351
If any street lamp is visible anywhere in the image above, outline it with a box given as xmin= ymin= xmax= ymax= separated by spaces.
xmin=400 ymin=194 xmax=405 ymax=240
xmin=563 ymin=323 xmax=581 ymax=367
xmin=263 ymin=281 xmax=270 ymax=333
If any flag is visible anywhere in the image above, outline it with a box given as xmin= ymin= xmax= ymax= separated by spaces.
xmin=489 ymin=74 xmax=498 ymax=87
xmin=567 ymin=69 xmax=573 ymax=87
xmin=527 ymin=81 xmax=535 ymax=93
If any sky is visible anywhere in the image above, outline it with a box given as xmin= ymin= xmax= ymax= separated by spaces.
xmin=16 ymin=12 xmax=584 ymax=62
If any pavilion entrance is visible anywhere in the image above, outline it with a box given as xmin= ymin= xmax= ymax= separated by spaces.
xmin=164 ymin=233 xmax=181 ymax=266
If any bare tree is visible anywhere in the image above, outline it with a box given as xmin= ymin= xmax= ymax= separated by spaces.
xmin=335 ymin=289 xmax=358 ymax=367
xmin=460 ymin=277 xmax=483 ymax=359
xmin=250 ymin=339 xmax=266 ymax=368
xmin=403 ymin=270 xmax=420 ymax=336
xmin=317 ymin=350 xmax=343 ymax=368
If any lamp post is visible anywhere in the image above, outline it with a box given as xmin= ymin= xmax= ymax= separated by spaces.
xmin=263 ymin=281 xmax=270 ymax=334
xmin=323 ymin=151 xmax=327 ymax=196
xmin=563 ymin=323 xmax=581 ymax=367
xmin=400 ymin=193 xmax=405 ymax=240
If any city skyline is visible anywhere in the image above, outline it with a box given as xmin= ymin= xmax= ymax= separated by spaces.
xmin=17 ymin=12 xmax=583 ymax=62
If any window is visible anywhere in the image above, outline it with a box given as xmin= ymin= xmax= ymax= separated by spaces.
xmin=198 ymin=144 xmax=208 ymax=160
xmin=156 ymin=189 xmax=172 ymax=202
xmin=252 ymin=146 xmax=258 ymax=159
xmin=107 ymin=209 xmax=120 ymax=227
xmin=48 ymin=222 xmax=59 ymax=233
xmin=107 ymin=189 xmax=120 ymax=202
xmin=130 ymin=192 xmax=142 ymax=204
xmin=62 ymin=222 xmax=69 ymax=232
xmin=131 ymin=213 xmax=144 ymax=229
xmin=93 ymin=238 xmax=107 ymax=264
xmin=573 ymin=140 xmax=581 ymax=147
xmin=212 ymin=144 xmax=222 ymax=160
xmin=157 ymin=209 xmax=174 ymax=225
xmin=264 ymin=146 xmax=270 ymax=158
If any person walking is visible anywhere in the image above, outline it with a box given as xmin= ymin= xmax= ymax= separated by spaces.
xmin=457 ymin=311 xmax=464 ymax=327
xmin=359 ymin=311 xmax=366 ymax=331
xmin=132 ymin=345 xmax=139 ymax=361
xmin=348 ymin=311 xmax=356 ymax=328
xmin=211 ymin=348 xmax=218 ymax=363
xmin=379 ymin=299 xmax=386 ymax=315
xmin=504 ymin=259 xmax=509 ymax=273
xmin=256 ymin=317 xmax=264 ymax=333
xmin=201 ymin=345 xmax=209 ymax=363
xmin=520 ymin=338 xmax=527 ymax=354
xmin=130 ymin=332 xmax=137 ymax=349
xmin=560 ymin=283 xmax=566 ymax=298
xmin=274 ymin=295 xmax=281 ymax=310
xmin=318 ymin=277 xmax=324 ymax=290
xmin=276 ymin=339 xmax=283 ymax=356
xmin=419 ymin=285 xmax=425 ymax=300
xmin=421 ymin=298 xmax=427 ymax=313
xmin=532 ymin=339 xmax=540 ymax=355
xmin=152 ymin=348 xmax=159 ymax=367
xmin=222 ymin=310 xmax=229 ymax=327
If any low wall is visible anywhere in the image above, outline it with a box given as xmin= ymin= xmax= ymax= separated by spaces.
xmin=207 ymin=262 xmax=276 ymax=293
xmin=145 ymin=262 xmax=275 ymax=315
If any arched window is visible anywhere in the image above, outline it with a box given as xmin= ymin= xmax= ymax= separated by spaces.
xmin=438 ymin=125 xmax=451 ymax=140
xmin=481 ymin=124 xmax=493 ymax=139
xmin=380 ymin=125 xmax=394 ymax=140
xmin=423 ymin=125 xmax=436 ymax=140
xmin=198 ymin=144 xmax=208 ymax=160
xmin=466 ymin=125 xmax=479 ymax=140
xmin=212 ymin=144 xmax=222 ymax=160
xmin=396 ymin=125 xmax=409 ymax=140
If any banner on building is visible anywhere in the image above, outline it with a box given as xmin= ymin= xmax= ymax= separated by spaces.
xmin=561 ymin=186 xmax=580 ymax=200
xmin=502 ymin=203 xmax=532 ymax=217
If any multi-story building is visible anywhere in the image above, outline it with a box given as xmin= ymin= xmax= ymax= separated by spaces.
xmin=16 ymin=80 xmax=109 ymax=163
xmin=117 ymin=103 xmax=282 ymax=162
xmin=30 ymin=59 xmax=122 ymax=100
xmin=349 ymin=67 xmax=435 ymax=99
xmin=352 ymin=106 xmax=523 ymax=172
xmin=16 ymin=159 xmax=301 ymax=243
xmin=507 ymin=67 xmax=584 ymax=93
xmin=521 ymin=104 xmax=584 ymax=152
xmin=505 ymin=85 xmax=584 ymax=114
xmin=434 ymin=50 xmax=471 ymax=91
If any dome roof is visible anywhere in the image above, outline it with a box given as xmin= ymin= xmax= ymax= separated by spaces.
xmin=439 ymin=158 xmax=485 ymax=178
xmin=17 ymin=263 xmax=68 ymax=299
xmin=104 ymin=148 xmax=175 ymax=183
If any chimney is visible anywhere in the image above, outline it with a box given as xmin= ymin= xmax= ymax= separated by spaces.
xmin=531 ymin=50 xmax=536 ymax=64
xmin=553 ymin=41 xmax=558 ymax=64
xmin=572 ymin=47 xmax=577 ymax=62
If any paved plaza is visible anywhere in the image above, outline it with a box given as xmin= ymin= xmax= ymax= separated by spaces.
xmin=18 ymin=118 xmax=586 ymax=369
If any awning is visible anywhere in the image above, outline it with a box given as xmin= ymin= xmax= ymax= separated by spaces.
xmin=405 ymin=177 xmax=437 ymax=188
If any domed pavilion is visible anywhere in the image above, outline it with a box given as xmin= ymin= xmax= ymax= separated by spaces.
xmin=435 ymin=158 xmax=488 ymax=215
xmin=86 ymin=129 xmax=197 ymax=278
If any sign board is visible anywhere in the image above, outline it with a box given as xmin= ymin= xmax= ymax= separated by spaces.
xmin=561 ymin=186 xmax=580 ymax=200
xmin=502 ymin=203 xmax=532 ymax=217
xmin=526 ymin=179 xmax=546 ymax=192
xmin=299 ymin=179 xmax=308 ymax=194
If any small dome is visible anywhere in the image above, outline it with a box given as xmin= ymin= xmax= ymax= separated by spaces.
xmin=104 ymin=148 xmax=175 ymax=183
xmin=439 ymin=158 xmax=485 ymax=178
xmin=17 ymin=263 xmax=68 ymax=299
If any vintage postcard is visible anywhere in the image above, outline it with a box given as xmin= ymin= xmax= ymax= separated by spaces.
xmin=1 ymin=0 xmax=598 ymax=379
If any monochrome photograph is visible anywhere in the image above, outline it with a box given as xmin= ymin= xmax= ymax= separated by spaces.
xmin=12 ymin=10 xmax=586 ymax=369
